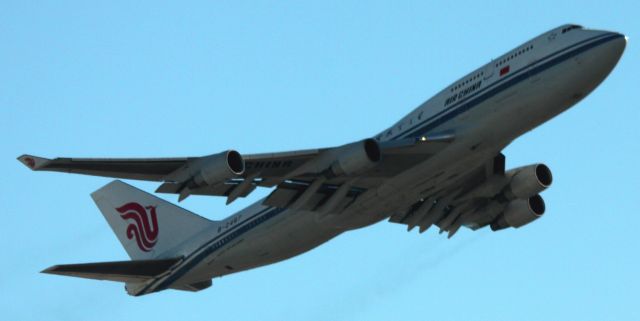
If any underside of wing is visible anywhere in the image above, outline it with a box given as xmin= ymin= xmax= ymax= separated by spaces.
xmin=18 ymin=154 xmax=189 ymax=181
xmin=19 ymin=134 xmax=454 ymax=205
xmin=388 ymin=153 xmax=552 ymax=238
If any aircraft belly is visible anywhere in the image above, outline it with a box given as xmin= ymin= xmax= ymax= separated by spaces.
xmin=181 ymin=209 xmax=341 ymax=282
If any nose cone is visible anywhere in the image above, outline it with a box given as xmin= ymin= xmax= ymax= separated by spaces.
xmin=567 ymin=31 xmax=627 ymax=105
xmin=601 ymin=33 xmax=627 ymax=75
xmin=608 ymin=32 xmax=627 ymax=61
xmin=586 ymin=31 xmax=627 ymax=78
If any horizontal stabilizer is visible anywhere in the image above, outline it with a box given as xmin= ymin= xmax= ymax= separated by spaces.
xmin=42 ymin=258 xmax=181 ymax=283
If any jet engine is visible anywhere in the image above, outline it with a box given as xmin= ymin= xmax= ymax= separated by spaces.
xmin=329 ymin=138 xmax=381 ymax=176
xmin=191 ymin=150 xmax=245 ymax=186
xmin=502 ymin=164 xmax=552 ymax=200
xmin=490 ymin=194 xmax=545 ymax=231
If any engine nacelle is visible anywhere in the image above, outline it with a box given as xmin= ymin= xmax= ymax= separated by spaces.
xmin=503 ymin=164 xmax=553 ymax=200
xmin=491 ymin=195 xmax=545 ymax=231
xmin=192 ymin=150 xmax=245 ymax=186
xmin=329 ymin=138 xmax=381 ymax=176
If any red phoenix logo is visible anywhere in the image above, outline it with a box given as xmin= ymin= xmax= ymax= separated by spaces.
xmin=116 ymin=203 xmax=159 ymax=252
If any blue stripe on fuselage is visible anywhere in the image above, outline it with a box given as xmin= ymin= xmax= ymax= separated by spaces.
xmin=394 ymin=33 xmax=622 ymax=140
xmin=138 ymin=206 xmax=285 ymax=295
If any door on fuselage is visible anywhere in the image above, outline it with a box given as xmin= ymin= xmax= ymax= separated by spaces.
xmin=483 ymin=61 xmax=495 ymax=82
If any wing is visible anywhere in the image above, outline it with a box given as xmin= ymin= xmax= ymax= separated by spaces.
xmin=17 ymin=154 xmax=190 ymax=181
xmin=19 ymin=133 xmax=453 ymax=205
xmin=17 ymin=150 xmax=322 ymax=202
xmin=17 ymin=149 xmax=323 ymax=203
xmin=388 ymin=153 xmax=508 ymax=238
xmin=388 ymin=153 xmax=551 ymax=238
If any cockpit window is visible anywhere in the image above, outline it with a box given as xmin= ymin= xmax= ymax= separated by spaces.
xmin=561 ymin=25 xmax=583 ymax=33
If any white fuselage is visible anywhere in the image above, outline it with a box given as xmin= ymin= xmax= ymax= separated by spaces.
xmin=139 ymin=26 xmax=626 ymax=293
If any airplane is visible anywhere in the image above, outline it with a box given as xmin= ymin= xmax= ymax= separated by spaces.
xmin=18 ymin=24 xmax=626 ymax=296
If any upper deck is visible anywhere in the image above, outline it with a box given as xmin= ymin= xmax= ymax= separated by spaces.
xmin=375 ymin=24 xmax=615 ymax=142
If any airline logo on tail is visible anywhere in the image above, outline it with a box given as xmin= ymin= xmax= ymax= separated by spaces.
xmin=116 ymin=203 xmax=159 ymax=252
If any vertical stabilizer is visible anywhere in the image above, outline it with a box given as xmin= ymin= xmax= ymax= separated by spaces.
xmin=91 ymin=180 xmax=215 ymax=260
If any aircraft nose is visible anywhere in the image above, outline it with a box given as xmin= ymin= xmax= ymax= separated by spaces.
xmin=591 ymin=31 xmax=627 ymax=71
xmin=608 ymin=32 xmax=627 ymax=59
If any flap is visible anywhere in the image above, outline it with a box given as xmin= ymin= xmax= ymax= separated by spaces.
xmin=388 ymin=153 xmax=508 ymax=238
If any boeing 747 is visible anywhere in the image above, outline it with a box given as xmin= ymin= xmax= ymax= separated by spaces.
xmin=19 ymin=24 xmax=626 ymax=296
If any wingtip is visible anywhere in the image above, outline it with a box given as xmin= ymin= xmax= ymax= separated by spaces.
xmin=41 ymin=265 xmax=59 ymax=274
xmin=17 ymin=154 xmax=50 ymax=170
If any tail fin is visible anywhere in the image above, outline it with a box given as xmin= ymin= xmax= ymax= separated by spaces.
xmin=91 ymin=180 xmax=215 ymax=260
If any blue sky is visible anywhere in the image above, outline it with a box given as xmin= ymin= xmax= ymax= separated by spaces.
xmin=2 ymin=1 xmax=639 ymax=320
